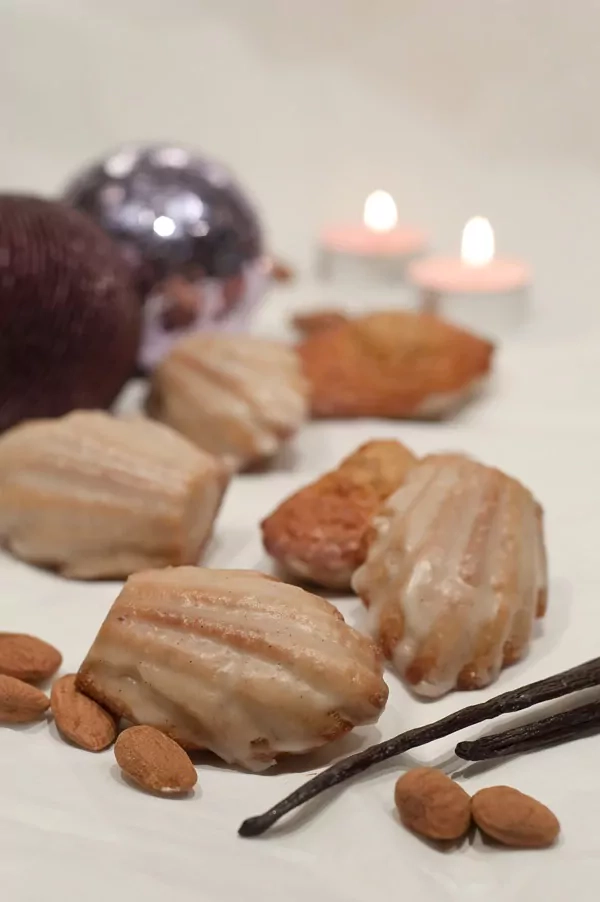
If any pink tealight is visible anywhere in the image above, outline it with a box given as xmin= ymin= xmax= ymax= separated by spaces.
xmin=407 ymin=217 xmax=531 ymax=340
xmin=321 ymin=223 xmax=427 ymax=257
xmin=317 ymin=191 xmax=428 ymax=281
xmin=409 ymin=257 xmax=530 ymax=294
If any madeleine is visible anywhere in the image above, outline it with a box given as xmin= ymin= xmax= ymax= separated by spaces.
xmin=78 ymin=567 xmax=388 ymax=771
xmin=353 ymin=454 xmax=547 ymax=697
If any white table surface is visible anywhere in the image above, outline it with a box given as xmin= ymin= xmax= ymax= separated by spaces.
xmin=4 ymin=290 xmax=600 ymax=902
xmin=4 ymin=1 xmax=600 ymax=896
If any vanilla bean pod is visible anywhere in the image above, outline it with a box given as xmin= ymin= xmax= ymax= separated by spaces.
xmin=238 ymin=657 xmax=600 ymax=837
xmin=456 ymin=697 xmax=600 ymax=761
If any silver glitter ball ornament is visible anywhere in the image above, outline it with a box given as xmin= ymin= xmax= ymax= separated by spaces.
xmin=63 ymin=143 xmax=267 ymax=370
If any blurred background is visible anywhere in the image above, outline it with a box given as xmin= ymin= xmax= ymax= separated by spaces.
xmin=2 ymin=0 xmax=599 ymax=336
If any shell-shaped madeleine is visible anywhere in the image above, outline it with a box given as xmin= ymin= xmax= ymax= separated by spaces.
xmin=0 ymin=411 xmax=227 ymax=580
xmin=261 ymin=439 xmax=418 ymax=589
xmin=298 ymin=311 xmax=494 ymax=419
xmin=352 ymin=454 xmax=548 ymax=698
xmin=147 ymin=332 xmax=309 ymax=471
xmin=77 ymin=567 xmax=388 ymax=771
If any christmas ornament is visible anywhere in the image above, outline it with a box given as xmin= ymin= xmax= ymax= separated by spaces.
xmin=62 ymin=144 xmax=267 ymax=370
xmin=0 ymin=195 xmax=140 ymax=433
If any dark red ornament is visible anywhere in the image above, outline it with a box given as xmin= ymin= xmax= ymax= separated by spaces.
xmin=0 ymin=195 xmax=141 ymax=433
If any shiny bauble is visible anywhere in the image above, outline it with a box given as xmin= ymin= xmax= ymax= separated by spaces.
xmin=0 ymin=195 xmax=141 ymax=433
xmin=62 ymin=144 xmax=267 ymax=370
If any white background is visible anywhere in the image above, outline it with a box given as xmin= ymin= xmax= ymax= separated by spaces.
xmin=2 ymin=1 xmax=600 ymax=337
xmin=2 ymin=4 xmax=600 ymax=901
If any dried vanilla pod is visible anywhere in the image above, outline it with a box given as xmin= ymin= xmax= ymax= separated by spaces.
xmin=456 ymin=698 xmax=600 ymax=761
xmin=239 ymin=656 xmax=600 ymax=836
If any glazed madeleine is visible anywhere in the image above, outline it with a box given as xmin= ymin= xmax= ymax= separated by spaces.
xmin=352 ymin=454 xmax=548 ymax=698
xmin=147 ymin=332 xmax=309 ymax=471
xmin=0 ymin=411 xmax=227 ymax=580
xmin=262 ymin=440 xmax=418 ymax=589
xmin=77 ymin=567 xmax=388 ymax=771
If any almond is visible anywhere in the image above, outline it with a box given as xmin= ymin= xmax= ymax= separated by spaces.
xmin=0 ymin=632 xmax=62 ymax=683
xmin=0 ymin=673 xmax=50 ymax=722
xmin=471 ymin=786 xmax=560 ymax=848
xmin=394 ymin=767 xmax=472 ymax=841
xmin=114 ymin=725 xmax=198 ymax=795
xmin=51 ymin=674 xmax=117 ymax=751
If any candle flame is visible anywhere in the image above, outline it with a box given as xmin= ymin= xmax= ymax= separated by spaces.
xmin=461 ymin=216 xmax=495 ymax=266
xmin=363 ymin=190 xmax=398 ymax=233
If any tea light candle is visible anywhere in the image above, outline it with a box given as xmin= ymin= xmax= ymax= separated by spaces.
xmin=407 ymin=217 xmax=531 ymax=339
xmin=317 ymin=191 xmax=428 ymax=282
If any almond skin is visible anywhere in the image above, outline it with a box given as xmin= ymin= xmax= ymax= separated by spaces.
xmin=471 ymin=786 xmax=560 ymax=848
xmin=51 ymin=674 xmax=117 ymax=751
xmin=0 ymin=673 xmax=50 ymax=722
xmin=114 ymin=725 xmax=198 ymax=795
xmin=394 ymin=767 xmax=472 ymax=841
xmin=0 ymin=633 xmax=62 ymax=683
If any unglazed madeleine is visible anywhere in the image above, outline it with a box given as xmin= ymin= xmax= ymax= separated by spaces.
xmin=261 ymin=440 xmax=418 ymax=589
xmin=352 ymin=454 xmax=547 ymax=698
xmin=77 ymin=567 xmax=388 ymax=771
xmin=291 ymin=309 xmax=349 ymax=337
xmin=147 ymin=332 xmax=309 ymax=471
xmin=298 ymin=310 xmax=494 ymax=419
xmin=0 ymin=411 xmax=227 ymax=580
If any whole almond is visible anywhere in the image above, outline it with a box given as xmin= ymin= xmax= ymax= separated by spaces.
xmin=0 ymin=633 xmax=62 ymax=683
xmin=471 ymin=786 xmax=560 ymax=848
xmin=51 ymin=674 xmax=117 ymax=751
xmin=114 ymin=725 xmax=198 ymax=795
xmin=394 ymin=767 xmax=472 ymax=841
xmin=0 ymin=673 xmax=50 ymax=722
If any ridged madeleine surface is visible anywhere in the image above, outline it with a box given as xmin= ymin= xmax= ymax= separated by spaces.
xmin=352 ymin=454 xmax=547 ymax=698
xmin=147 ymin=332 xmax=308 ymax=471
xmin=77 ymin=567 xmax=388 ymax=771
xmin=262 ymin=440 xmax=418 ymax=589
xmin=298 ymin=311 xmax=494 ymax=419
xmin=0 ymin=411 xmax=227 ymax=580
